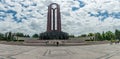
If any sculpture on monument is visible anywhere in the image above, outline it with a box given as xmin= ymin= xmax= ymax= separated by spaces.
xmin=40 ymin=3 xmax=69 ymax=40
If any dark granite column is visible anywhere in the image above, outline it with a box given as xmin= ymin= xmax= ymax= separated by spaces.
xmin=57 ymin=5 xmax=61 ymax=31
xmin=47 ymin=5 xmax=52 ymax=32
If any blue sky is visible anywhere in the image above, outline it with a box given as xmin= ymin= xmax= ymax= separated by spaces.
xmin=0 ymin=0 xmax=120 ymax=35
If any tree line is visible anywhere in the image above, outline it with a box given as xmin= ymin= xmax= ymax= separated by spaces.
xmin=1 ymin=29 xmax=120 ymax=41
xmin=79 ymin=29 xmax=120 ymax=41
xmin=0 ymin=32 xmax=30 ymax=41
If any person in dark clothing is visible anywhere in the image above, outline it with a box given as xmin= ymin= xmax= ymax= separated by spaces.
xmin=56 ymin=42 xmax=59 ymax=46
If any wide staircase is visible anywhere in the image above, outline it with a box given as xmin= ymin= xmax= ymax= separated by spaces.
xmin=23 ymin=39 xmax=88 ymax=46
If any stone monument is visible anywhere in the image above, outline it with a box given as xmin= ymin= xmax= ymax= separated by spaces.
xmin=40 ymin=3 xmax=69 ymax=40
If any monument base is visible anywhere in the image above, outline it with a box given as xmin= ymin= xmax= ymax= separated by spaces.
xmin=40 ymin=30 xmax=69 ymax=40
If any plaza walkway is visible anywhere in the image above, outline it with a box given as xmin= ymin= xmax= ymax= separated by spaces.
xmin=0 ymin=44 xmax=120 ymax=59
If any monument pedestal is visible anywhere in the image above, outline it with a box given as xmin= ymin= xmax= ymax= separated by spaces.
xmin=40 ymin=30 xmax=69 ymax=40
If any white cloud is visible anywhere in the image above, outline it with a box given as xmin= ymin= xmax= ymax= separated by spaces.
xmin=0 ymin=0 xmax=120 ymax=36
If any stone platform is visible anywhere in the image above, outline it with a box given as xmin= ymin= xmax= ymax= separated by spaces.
xmin=0 ymin=44 xmax=120 ymax=59
xmin=23 ymin=40 xmax=109 ymax=46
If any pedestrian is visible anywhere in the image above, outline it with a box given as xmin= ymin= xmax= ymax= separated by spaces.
xmin=56 ymin=42 xmax=59 ymax=46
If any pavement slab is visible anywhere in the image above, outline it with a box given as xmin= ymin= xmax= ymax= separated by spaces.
xmin=0 ymin=44 xmax=120 ymax=59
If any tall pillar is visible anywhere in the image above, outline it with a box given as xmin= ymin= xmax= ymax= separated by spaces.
xmin=47 ymin=5 xmax=52 ymax=32
xmin=57 ymin=5 xmax=61 ymax=31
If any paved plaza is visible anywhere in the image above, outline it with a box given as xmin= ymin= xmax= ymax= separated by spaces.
xmin=0 ymin=44 xmax=120 ymax=59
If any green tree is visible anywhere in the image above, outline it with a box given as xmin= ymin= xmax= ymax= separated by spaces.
xmin=4 ymin=32 xmax=14 ymax=41
xmin=0 ymin=33 xmax=4 ymax=40
xmin=69 ymin=35 xmax=75 ymax=38
xmin=15 ymin=32 xmax=24 ymax=37
xmin=102 ymin=31 xmax=106 ymax=40
xmin=26 ymin=35 xmax=30 ymax=37
xmin=80 ymin=34 xmax=87 ymax=37
xmin=7 ymin=32 xmax=12 ymax=41
xmin=88 ymin=33 xmax=94 ymax=36
xmin=105 ymin=31 xmax=115 ymax=40
xmin=115 ymin=29 xmax=120 ymax=40
xmin=32 ymin=34 xmax=39 ymax=38
xmin=24 ymin=35 xmax=30 ymax=37
xmin=95 ymin=32 xmax=102 ymax=41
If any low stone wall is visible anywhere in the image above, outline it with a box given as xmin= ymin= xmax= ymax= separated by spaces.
xmin=24 ymin=39 xmax=84 ymax=43
xmin=86 ymin=41 xmax=110 ymax=45
xmin=0 ymin=39 xmax=110 ymax=46
xmin=24 ymin=40 xmax=109 ymax=46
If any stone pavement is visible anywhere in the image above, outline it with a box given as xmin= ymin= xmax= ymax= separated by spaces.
xmin=0 ymin=44 xmax=120 ymax=59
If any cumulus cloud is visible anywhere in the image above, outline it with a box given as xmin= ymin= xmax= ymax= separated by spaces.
xmin=0 ymin=0 xmax=120 ymax=36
